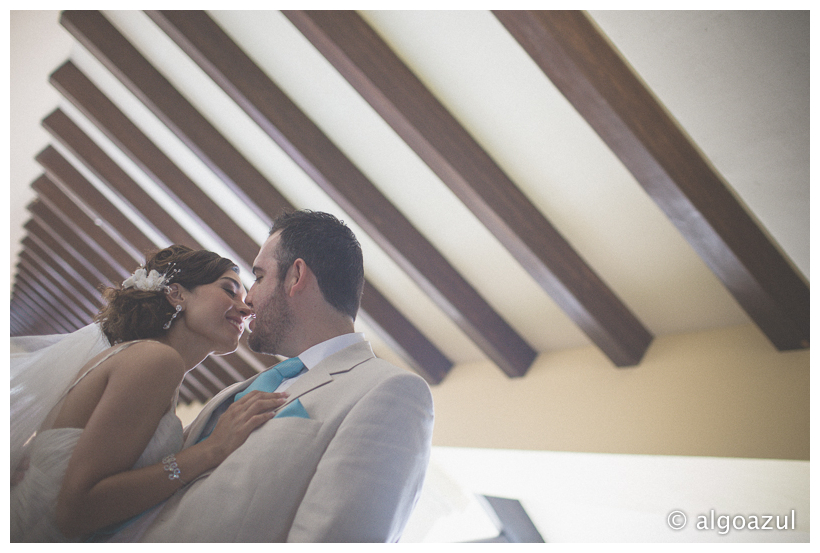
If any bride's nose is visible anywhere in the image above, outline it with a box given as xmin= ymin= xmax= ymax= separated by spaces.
xmin=236 ymin=301 xmax=252 ymax=319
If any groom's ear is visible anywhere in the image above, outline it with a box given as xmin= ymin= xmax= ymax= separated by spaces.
xmin=286 ymin=259 xmax=312 ymax=296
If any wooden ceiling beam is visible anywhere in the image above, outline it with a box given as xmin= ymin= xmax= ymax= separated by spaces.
xmin=14 ymin=282 xmax=76 ymax=333
xmin=11 ymin=258 xmax=83 ymax=334
xmin=37 ymin=145 xmax=158 ymax=257
xmin=19 ymin=247 xmax=100 ymax=317
xmin=19 ymin=237 xmax=104 ymax=311
xmin=177 ymin=384 xmax=196 ymax=405
xmin=492 ymin=10 xmax=809 ymax=351
xmin=283 ymin=10 xmax=652 ymax=367
xmin=146 ymin=9 xmax=531 ymax=378
xmin=11 ymin=287 xmax=69 ymax=335
xmin=11 ymin=293 xmax=62 ymax=334
xmin=187 ymin=367 xmax=223 ymax=396
xmin=14 ymin=275 xmax=85 ymax=330
xmin=15 ymin=267 xmax=88 ymax=330
xmin=60 ymin=10 xmax=453 ymax=383
xmin=181 ymin=373 xmax=210 ymax=403
xmin=10 ymin=309 xmax=36 ymax=336
xmin=42 ymin=109 xmax=201 ymax=250
xmin=31 ymin=174 xmax=140 ymax=276
xmin=23 ymin=220 xmax=112 ymax=295
xmin=28 ymin=200 xmax=124 ymax=287
xmin=50 ymin=60 xmax=260 ymax=267
xmin=13 ymin=292 xmax=70 ymax=335
xmin=200 ymin=358 xmax=246 ymax=389
xmin=17 ymin=256 xmax=95 ymax=324
xmin=206 ymin=354 xmax=258 ymax=382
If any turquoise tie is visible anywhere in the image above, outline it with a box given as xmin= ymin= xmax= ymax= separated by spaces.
xmin=197 ymin=357 xmax=305 ymax=443
xmin=234 ymin=357 xmax=305 ymax=401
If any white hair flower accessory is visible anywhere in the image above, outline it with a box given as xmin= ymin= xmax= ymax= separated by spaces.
xmin=122 ymin=268 xmax=171 ymax=293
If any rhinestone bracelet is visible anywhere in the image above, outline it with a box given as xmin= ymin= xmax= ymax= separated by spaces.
xmin=162 ymin=454 xmax=186 ymax=485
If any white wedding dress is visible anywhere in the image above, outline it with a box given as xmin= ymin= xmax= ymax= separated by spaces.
xmin=10 ymin=334 xmax=184 ymax=542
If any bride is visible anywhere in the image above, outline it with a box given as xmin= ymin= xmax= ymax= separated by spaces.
xmin=10 ymin=245 xmax=285 ymax=541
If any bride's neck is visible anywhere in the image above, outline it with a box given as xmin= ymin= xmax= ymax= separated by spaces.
xmin=155 ymin=332 xmax=211 ymax=372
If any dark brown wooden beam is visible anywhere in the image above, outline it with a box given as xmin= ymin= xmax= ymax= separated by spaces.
xmin=188 ymin=368 xmax=223 ymax=396
xmin=177 ymin=384 xmax=195 ymax=405
xmin=36 ymin=145 xmax=158 ymax=257
xmin=206 ymin=354 xmax=258 ymax=382
xmin=60 ymin=10 xmax=453 ymax=382
xmin=146 ymin=9 xmax=524 ymax=379
xmin=50 ymin=60 xmax=260 ymax=267
xmin=181 ymin=373 xmax=210 ymax=403
xmin=19 ymin=246 xmax=100 ymax=316
xmin=13 ymin=293 xmax=68 ymax=335
xmin=492 ymin=10 xmax=809 ymax=351
xmin=11 ymin=294 xmax=62 ymax=334
xmin=42 ymin=108 xmax=201 ymax=250
xmin=20 ymin=239 xmax=104 ymax=311
xmin=15 ymin=268 xmax=88 ymax=330
xmin=31 ymin=174 xmax=139 ymax=276
xmin=12 ymin=291 xmax=66 ymax=335
xmin=14 ymin=284 xmax=75 ymax=333
xmin=11 ymin=289 xmax=64 ymax=335
xmin=23 ymin=202 xmax=120 ymax=313
xmin=200 ymin=358 xmax=243 ymax=389
xmin=10 ymin=309 xmax=37 ymax=336
xmin=17 ymin=256 xmax=95 ymax=324
xmin=283 ymin=10 xmax=652 ymax=367
xmin=24 ymin=220 xmax=112 ymax=294
xmin=29 ymin=200 xmax=124 ymax=287
xmin=15 ymin=275 xmax=84 ymax=330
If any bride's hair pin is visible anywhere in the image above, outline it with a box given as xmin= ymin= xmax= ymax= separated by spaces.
xmin=122 ymin=267 xmax=172 ymax=293
xmin=121 ymin=262 xmax=180 ymax=294
xmin=163 ymin=304 xmax=183 ymax=330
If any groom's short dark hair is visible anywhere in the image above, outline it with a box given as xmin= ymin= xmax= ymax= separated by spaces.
xmin=270 ymin=210 xmax=364 ymax=320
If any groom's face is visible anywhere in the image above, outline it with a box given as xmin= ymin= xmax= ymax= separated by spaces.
xmin=246 ymin=233 xmax=295 ymax=356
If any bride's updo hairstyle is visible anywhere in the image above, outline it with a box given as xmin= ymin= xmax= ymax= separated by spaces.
xmin=95 ymin=245 xmax=239 ymax=344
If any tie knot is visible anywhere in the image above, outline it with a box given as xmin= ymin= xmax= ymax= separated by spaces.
xmin=274 ymin=357 xmax=305 ymax=379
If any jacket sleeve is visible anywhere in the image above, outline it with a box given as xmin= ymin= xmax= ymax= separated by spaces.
xmin=286 ymin=371 xmax=434 ymax=542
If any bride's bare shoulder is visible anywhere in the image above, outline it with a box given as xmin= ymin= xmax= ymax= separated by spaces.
xmin=87 ymin=340 xmax=184 ymax=377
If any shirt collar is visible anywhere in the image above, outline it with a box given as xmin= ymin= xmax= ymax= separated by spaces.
xmin=297 ymin=333 xmax=365 ymax=370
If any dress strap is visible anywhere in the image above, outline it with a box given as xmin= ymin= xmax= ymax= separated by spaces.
xmin=57 ymin=340 xmax=157 ymax=403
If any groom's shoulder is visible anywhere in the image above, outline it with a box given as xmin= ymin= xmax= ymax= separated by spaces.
xmin=342 ymin=346 xmax=431 ymax=394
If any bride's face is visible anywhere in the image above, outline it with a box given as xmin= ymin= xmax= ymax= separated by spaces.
xmin=181 ymin=269 xmax=251 ymax=354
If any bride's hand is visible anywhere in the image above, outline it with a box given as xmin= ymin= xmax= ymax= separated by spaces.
xmin=206 ymin=391 xmax=288 ymax=462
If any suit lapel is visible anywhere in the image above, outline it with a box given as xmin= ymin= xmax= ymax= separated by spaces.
xmin=185 ymin=341 xmax=376 ymax=445
xmin=276 ymin=341 xmax=375 ymax=408
xmin=183 ymin=376 xmax=260 ymax=447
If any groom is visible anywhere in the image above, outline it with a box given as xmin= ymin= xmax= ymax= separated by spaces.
xmin=131 ymin=210 xmax=434 ymax=542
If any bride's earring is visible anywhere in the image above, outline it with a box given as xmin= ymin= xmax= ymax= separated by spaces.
xmin=163 ymin=305 xmax=182 ymax=330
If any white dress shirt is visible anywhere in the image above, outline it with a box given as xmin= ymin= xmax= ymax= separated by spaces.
xmin=278 ymin=332 xmax=365 ymax=392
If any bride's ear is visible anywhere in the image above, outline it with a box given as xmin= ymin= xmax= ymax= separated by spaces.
xmin=165 ymin=283 xmax=186 ymax=310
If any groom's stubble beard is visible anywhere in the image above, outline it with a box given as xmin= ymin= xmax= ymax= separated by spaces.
xmin=248 ymin=281 xmax=294 ymax=356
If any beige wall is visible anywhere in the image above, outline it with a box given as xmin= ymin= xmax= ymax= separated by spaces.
xmin=429 ymin=324 xmax=809 ymax=461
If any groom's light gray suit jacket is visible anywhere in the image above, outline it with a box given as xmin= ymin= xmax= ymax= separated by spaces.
xmin=138 ymin=341 xmax=434 ymax=542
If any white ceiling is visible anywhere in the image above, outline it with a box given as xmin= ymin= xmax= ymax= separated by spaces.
xmin=9 ymin=10 xmax=809 ymax=368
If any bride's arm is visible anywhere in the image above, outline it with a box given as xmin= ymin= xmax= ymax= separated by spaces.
xmin=55 ymin=343 xmax=283 ymax=538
